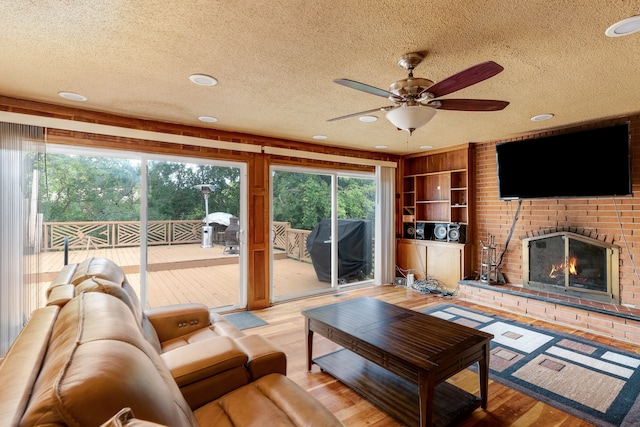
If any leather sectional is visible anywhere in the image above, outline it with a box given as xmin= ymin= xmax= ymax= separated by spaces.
xmin=0 ymin=257 xmax=342 ymax=426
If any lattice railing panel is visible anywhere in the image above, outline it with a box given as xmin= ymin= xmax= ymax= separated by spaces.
xmin=147 ymin=222 xmax=169 ymax=245
xmin=272 ymin=222 xmax=290 ymax=250
xmin=47 ymin=222 xmax=111 ymax=250
xmin=117 ymin=222 xmax=141 ymax=246
xmin=172 ymin=221 xmax=201 ymax=244
xmin=301 ymin=232 xmax=311 ymax=262
xmin=285 ymin=229 xmax=311 ymax=262
xmin=44 ymin=220 xmax=202 ymax=250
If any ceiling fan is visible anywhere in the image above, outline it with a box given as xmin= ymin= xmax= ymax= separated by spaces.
xmin=329 ymin=52 xmax=509 ymax=135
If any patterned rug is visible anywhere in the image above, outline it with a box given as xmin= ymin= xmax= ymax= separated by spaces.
xmin=223 ymin=311 xmax=268 ymax=330
xmin=421 ymin=304 xmax=640 ymax=427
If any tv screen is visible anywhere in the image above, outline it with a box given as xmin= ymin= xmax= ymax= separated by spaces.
xmin=496 ymin=123 xmax=631 ymax=200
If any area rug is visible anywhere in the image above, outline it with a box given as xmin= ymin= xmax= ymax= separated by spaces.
xmin=421 ymin=304 xmax=640 ymax=427
xmin=223 ymin=312 xmax=268 ymax=330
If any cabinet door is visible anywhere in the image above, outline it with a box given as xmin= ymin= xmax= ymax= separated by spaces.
xmin=396 ymin=241 xmax=426 ymax=279
xmin=426 ymin=244 xmax=463 ymax=290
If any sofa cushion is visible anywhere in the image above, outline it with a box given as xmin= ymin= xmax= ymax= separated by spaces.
xmin=75 ymin=277 xmax=162 ymax=353
xmin=160 ymin=336 xmax=248 ymax=388
xmin=71 ymin=258 xmax=126 ymax=287
xmin=194 ymin=374 xmax=342 ymax=427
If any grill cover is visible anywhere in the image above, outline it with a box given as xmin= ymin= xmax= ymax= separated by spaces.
xmin=306 ymin=219 xmax=372 ymax=283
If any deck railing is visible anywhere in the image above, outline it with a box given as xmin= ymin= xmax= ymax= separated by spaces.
xmin=43 ymin=220 xmax=311 ymax=262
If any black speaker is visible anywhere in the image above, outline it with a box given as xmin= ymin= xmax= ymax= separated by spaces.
xmin=403 ymin=223 xmax=415 ymax=239
xmin=433 ymin=223 xmax=448 ymax=241
xmin=415 ymin=222 xmax=426 ymax=240
xmin=447 ymin=223 xmax=467 ymax=243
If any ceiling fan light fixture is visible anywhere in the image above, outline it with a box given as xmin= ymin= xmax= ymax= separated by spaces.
xmin=606 ymin=15 xmax=640 ymax=37
xmin=386 ymin=105 xmax=436 ymax=135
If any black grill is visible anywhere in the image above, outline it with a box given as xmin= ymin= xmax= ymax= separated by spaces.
xmin=223 ymin=216 xmax=240 ymax=254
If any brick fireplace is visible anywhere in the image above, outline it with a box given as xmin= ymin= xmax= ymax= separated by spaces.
xmin=472 ymin=117 xmax=640 ymax=308
xmin=522 ymin=231 xmax=620 ymax=304
xmin=459 ymin=115 xmax=640 ymax=344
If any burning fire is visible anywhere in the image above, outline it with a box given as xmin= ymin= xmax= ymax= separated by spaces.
xmin=548 ymin=256 xmax=578 ymax=278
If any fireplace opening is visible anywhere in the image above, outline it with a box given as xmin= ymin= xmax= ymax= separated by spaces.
xmin=523 ymin=231 xmax=619 ymax=304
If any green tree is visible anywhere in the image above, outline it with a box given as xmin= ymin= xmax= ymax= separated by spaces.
xmin=147 ymin=161 xmax=240 ymax=221
xmin=40 ymin=154 xmax=140 ymax=222
xmin=337 ymin=177 xmax=375 ymax=221
xmin=272 ymin=172 xmax=375 ymax=230
xmin=272 ymin=172 xmax=331 ymax=230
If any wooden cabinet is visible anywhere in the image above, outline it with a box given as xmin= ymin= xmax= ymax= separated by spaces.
xmin=396 ymin=239 xmax=469 ymax=290
xmin=397 ymin=144 xmax=474 ymax=289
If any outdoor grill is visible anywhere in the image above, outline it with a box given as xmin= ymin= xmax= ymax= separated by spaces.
xmin=224 ymin=216 xmax=240 ymax=254
xmin=306 ymin=218 xmax=372 ymax=283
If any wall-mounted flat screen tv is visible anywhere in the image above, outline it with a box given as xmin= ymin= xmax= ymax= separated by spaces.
xmin=496 ymin=123 xmax=631 ymax=200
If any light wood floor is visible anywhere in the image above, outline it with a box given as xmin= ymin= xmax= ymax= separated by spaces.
xmin=244 ymin=285 xmax=640 ymax=427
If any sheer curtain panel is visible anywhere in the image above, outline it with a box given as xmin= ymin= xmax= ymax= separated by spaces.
xmin=0 ymin=122 xmax=44 ymax=356
xmin=375 ymin=165 xmax=396 ymax=285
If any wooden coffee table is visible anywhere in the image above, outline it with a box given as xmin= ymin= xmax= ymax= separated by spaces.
xmin=302 ymin=297 xmax=493 ymax=427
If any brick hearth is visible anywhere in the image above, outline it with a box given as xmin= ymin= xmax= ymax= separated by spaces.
xmin=458 ymin=280 xmax=640 ymax=345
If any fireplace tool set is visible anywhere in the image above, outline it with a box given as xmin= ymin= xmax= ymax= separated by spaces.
xmin=480 ymin=234 xmax=499 ymax=285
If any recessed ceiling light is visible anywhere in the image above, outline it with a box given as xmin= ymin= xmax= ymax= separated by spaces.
xmin=419 ymin=145 xmax=434 ymax=150
xmin=606 ymin=15 xmax=640 ymax=37
xmin=374 ymin=145 xmax=388 ymax=149
xmin=313 ymin=135 xmax=328 ymax=140
xmin=189 ymin=74 xmax=218 ymax=86
xmin=198 ymin=116 xmax=218 ymax=123
xmin=359 ymin=115 xmax=378 ymax=122
xmin=58 ymin=91 xmax=87 ymax=101
xmin=531 ymin=113 xmax=554 ymax=122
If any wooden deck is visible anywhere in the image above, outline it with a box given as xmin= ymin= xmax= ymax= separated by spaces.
xmin=33 ymin=243 xmax=330 ymax=309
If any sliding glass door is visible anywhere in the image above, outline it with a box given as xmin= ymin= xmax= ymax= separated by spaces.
xmin=144 ymin=158 xmax=246 ymax=311
xmin=39 ymin=145 xmax=246 ymax=312
xmin=270 ymin=167 xmax=375 ymax=301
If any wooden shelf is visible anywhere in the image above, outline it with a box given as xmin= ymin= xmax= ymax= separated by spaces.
xmin=314 ymin=349 xmax=481 ymax=427
xmin=402 ymin=146 xmax=471 ymax=226
xmin=398 ymin=145 xmax=474 ymax=282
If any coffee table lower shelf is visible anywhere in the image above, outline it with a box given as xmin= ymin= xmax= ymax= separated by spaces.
xmin=314 ymin=349 xmax=481 ymax=427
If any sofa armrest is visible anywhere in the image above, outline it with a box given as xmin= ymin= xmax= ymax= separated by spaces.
xmin=145 ymin=303 xmax=211 ymax=343
xmin=160 ymin=336 xmax=248 ymax=388
xmin=234 ymin=334 xmax=287 ymax=379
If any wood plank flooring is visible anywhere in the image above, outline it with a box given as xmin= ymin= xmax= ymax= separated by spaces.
xmin=244 ymin=285 xmax=640 ymax=427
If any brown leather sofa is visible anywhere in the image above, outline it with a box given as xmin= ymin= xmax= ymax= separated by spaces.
xmin=45 ymin=258 xmax=287 ymax=409
xmin=0 ymin=290 xmax=342 ymax=426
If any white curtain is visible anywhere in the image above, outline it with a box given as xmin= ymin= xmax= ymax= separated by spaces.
xmin=375 ymin=165 xmax=396 ymax=285
xmin=0 ymin=122 xmax=45 ymax=356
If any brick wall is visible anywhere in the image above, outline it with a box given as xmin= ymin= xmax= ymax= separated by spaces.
xmin=458 ymin=284 xmax=640 ymax=344
xmin=473 ymin=115 xmax=640 ymax=307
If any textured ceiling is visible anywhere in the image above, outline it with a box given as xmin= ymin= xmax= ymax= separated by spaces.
xmin=1 ymin=1 xmax=639 ymax=154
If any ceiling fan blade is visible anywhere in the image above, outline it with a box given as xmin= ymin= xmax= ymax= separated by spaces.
xmin=334 ymin=79 xmax=400 ymax=99
xmin=327 ymin=106 xmax=396 ymax=122
xmin=430 ymin=99 xmax=509 ymax=111
xmin=427 ymin=61 xmax=504 ymax=98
